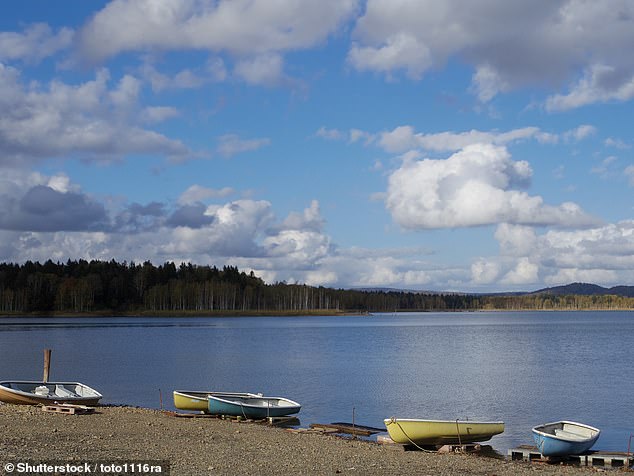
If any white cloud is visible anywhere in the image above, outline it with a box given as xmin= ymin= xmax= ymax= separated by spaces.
xmin=315 ymin=126 xmax=344 ymax=141
xmin=494 ymin=224 xmax=537 ymax=256
xmin=386 ymin=143 xmax=598 ymax=229
xmin=471 ymin=64 xmax=510 ymax=103
xmin=605 ymin=137 xmax=630 ymax=149
xmin=279 ymin=200 xmax=324 ymax=232
xmin=0 ymin=66 xmax=190 ymax=166
xmin=216 ymin=134 xmax=271 ymax=158
xmin=378 ymin=126 xmax=547 ymax=154
xmin=0 ymin=23 xmax=74 ymax=63
xmin=471 ymin=259 xmax=500 ymax=285
xmin=140 ymin=63 xmax=209 ymax=92
xmin=78 ymin=0 xmax=359 ymax=60
xmin=563 ymin=124 xmax=597 ymax=142
xmin=478 ymin=220 xmax=634 ymax=289
xmin=348 ymin=33 xmax=431 ymax=79
xmin=178 ymin=185 xmax=234 ymax=205
xmin=350 ymin=0 xmax=634 ymax=107
xmin=141 ymin=106 xmax=180 ymax=123
xmin=546 ymin=64 xmax=634 ymax=111
xmin=500 ymin=257 xmax=539 ymax=285
xmin=234 ymin=54 xmax=285 ymax=86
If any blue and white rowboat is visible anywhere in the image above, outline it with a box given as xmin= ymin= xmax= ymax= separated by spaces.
xmin=532 ymin=420 xmax=600 ymax=457
xmin=207 ymin=394 xmax=301 ymax=418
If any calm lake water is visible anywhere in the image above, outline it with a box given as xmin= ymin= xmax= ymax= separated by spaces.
xmin=0 ymin=311 xmax=632 ymax=453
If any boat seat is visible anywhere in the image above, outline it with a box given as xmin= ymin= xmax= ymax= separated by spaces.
xmin=54 ymin=385 xmax=78 ymax=398
xmin=554 ymin=429 xmax=587 ymax=441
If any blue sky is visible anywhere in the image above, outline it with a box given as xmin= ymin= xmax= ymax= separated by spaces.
xmin=1 ymin=0 xmax=634 ymax=292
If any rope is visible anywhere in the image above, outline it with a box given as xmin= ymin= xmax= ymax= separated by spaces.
xmin=388 ymin=417 xmax=437 ymax=453
xmin=388 ymin=417 xmax=480 ymax=454
xmin=455 ymin=419 xmax=462 ymax=448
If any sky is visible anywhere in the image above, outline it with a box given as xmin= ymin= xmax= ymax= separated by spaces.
xmin=1 ymin=0 xmax=633 ymax=293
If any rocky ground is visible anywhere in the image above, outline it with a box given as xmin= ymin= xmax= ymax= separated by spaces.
xmin=0 ymin=404 xmax=609 ymax=475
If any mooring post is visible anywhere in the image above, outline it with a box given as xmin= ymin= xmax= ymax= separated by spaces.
xmin=352 ymin=406 xmax=356 ymax=440
xmin=43 ymin=348 xmax=52 ymax=383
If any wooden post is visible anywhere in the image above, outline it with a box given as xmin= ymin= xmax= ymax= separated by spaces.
xmin=43 ymin=349 xmax=51 ymax=383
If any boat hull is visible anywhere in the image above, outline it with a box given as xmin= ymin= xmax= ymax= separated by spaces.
xmin=532 ymin=421 xmax=600 ymax=457
xmin=0 ymin=381 xmax=102 ymax=406
xmin=173 ymin=391 xmax=261 ymax=412
xmin=207 ymin=395 xmax=301 ymax=418
xmin=384 ymin=418 xmax=504 ymax=445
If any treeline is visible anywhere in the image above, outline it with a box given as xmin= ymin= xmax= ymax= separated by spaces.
xmin=1 ymin=260 xmax=634 ymax=314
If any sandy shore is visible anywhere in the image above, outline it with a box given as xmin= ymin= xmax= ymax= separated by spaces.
xmin=0 ymin=404 xmax=601 ymax=475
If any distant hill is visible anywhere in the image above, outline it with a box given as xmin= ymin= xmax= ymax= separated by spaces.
xmin=358 ymin=282 xmax=634 ymax=298
xmin=530 ymin=282 xmax=634 ymax=297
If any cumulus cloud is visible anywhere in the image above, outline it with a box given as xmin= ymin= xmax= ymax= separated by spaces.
xmin=0 ymin=65 xmax=190 ymax=166
xmin=468 ymin=221 xmax=634 ymax=291
xmin=0 ymin=23 xmax=74 ymax=63
xmin=0 ymin=185 xmax=108 ymax=232
xmin=546 ymin=64 xmax=634 ymax=111
xmin=77 ymin=0 xmax=358 ymax=68
xmin=234 ymin=54 xmax=286 ymax=86
xmin=277 ymin=200 xmax=324 ymax=233
xmin=140 ymin=106 xmax=180 ymax=123
xmin=348 ymin=32 xmax=431 ymax=79
xmin=350 ymin=0 xmax=634 ymax=107
xmin=385 ymin=143 xmax=599 ymax=229
xmin=500 ymin=257 xmax=539 ymax=285
xmin=140 ymin=58 xmax=227 ymax=92
xmin=166 ymin=203 xmax=214 ymax=229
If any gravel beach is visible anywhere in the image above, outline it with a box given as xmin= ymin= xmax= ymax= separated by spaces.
xmin=0 ymin=404 xmax=605 ymax=475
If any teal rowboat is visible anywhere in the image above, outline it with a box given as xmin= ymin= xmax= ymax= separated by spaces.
xmin=207 ymin=394 xmax=301 ymax=418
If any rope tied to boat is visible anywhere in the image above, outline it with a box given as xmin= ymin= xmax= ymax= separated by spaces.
xmin=386 ymin=417 xmax=480 ymax=454
xmin=387 ymin=417 xmax=436 ymax=453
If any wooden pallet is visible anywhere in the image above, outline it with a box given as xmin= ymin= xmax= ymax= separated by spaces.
xmin=508 ymin=445 xmax=633 ymax=468
xmin=309 ymin=423 xmax=380 ymax=436
xmin=41 ymin=404 xmax=94 ymax=415
xmin=168 ymin=411 xmax=218 ymax=418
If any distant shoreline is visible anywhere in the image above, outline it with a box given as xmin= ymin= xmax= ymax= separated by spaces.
xmin=1 ymin=308 xmax=633 ymax=318
xmin=0 ymin=309 xmax=360 ymax=318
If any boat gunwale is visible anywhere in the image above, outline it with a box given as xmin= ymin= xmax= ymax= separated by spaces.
xmin=208 ymin=394 xmax=301 ymax=410
xmin=0 ymin=380 xmax=103 ymax=399
xmin=173 ymin=390 xmax=261 ymax=399
xmin=531 ymin=420 xmax=600 ymax=442
xmin=384 ymin=417 xmax=504 ymax=425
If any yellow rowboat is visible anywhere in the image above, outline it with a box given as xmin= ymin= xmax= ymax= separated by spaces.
xmin=384 ymin=417 xmax=504 ymax=446
xmin=173 ymin=390 xmax=261 ymax=412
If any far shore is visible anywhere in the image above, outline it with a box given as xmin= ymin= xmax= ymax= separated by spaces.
xmin=2 ymin=308 xmax=633 ymax=318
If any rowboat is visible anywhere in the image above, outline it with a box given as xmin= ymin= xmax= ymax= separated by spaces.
xmin=384 ymin=417 xmax=505 ymax=446
xmin=173 ymin=390 xmax=262 ymax=412
xmin=207 ymin=394 xmax=301 ymax=418
xmin=0 ymin=380 xmax=102 ymax=406
xmin=532 ymin=421 xmax=600 ymax=457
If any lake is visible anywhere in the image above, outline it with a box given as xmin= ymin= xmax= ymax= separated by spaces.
xmin=0 ymin=311 xmax=632 ymax=453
